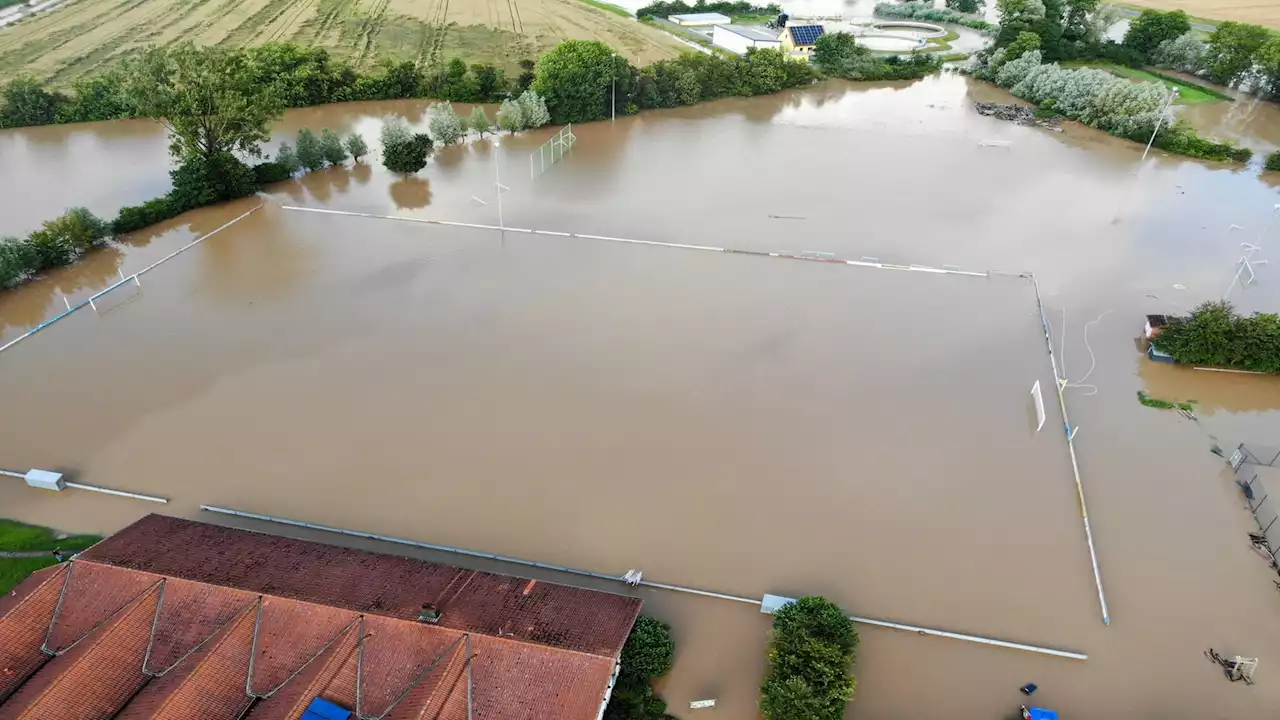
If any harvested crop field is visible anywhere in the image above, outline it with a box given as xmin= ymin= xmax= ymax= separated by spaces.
xmin=0 ymin=0 xmax=686 ymax=83
xmin=1116 ymin=0 xmax=1280 ymax=29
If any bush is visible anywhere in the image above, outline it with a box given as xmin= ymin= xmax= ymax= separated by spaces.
xmin=381 ymin=117 xmax=433 ymax=174
xmin=296 ymin=128 xmax=325 ymax=171
xmin=1152 ymin=33 xmax=1206 ymax=73
xmin=946 ymin=0 xmax=982 ymax=12
xmin=813 ymin=33 xmax=943 ymax=81
xmin=469 ymin=106 xmax=492 ymax=135
xmin=21 ymin=207 xmax=107 ymax=270
xmin=760 ymin=597 xmax=857 ymax=720
xmin=345 ymin=132 xmax=369 ymax=161
xmin=111 ymin=197 xmax=182 ymax=235
xmin=0 ymin=76 xmax=65 ymax=128
xmin=1267 ymin=150 xmax=1280 ymax=172
xmin=1153 ymin=301 xmax=1280 ymax=372
xmin=497 ymin=98 xmax=524 ymax=132
xmin=1122 ymin=9 xmax=1191 ymax=57
xmin=169 ymin=152 xmax=257 ymax=211
xmin=1153 ymin=120 xmax=1252 ymax=162
xmin=319 ymin=128 xmax=348 ymax=165
xmin=533 ymin=40 xmax=619 ymax=124
xmin=252 ymin=161 xmax=294 ymax=185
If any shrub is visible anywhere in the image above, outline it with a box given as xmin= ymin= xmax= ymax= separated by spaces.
xmin=533 ymin=39 xmax=618 ymax=123
xmin=426 ymin=102 xmax=466 ymax=144
xmin=111 ymin=197 xmax=181 ymax=235
xmin=946 ymin=0 xmax=982 ymax=13
xmin=1267 ymin=150 xmax=1280 ymax=172
xmin=0 ymin=76 xmax=65 ymax=128
xmin=1153 ymin=300 xmax=1280 ymax=372
xmin=319 ymin=128 xmax=348 ymax=165
xmin=381 ymin=117 xmax=433 ymax=174
xmin=345 ymin=132 xmax=369 ymax=161
xmin=760 ymin=596 xmax=857 ymax=720
xmin=275 ymin=142 xmax=302 ymax=174
xmin=1152 ymin=33 xmax=1207 ymax=73
xmin=1123 ymin=9 xmax=1191 ymax=57
xmin=813 ymin=33 xmax=943 ymax=81
xmin=169 ymin=152 xmax=257 ymax=211
xmin=296 ymin=128 xmax=325 ymax=171
xmin=252 ymin=161 xmax=293 ymax=185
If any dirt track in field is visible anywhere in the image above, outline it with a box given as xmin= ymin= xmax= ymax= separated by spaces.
xmin=0 ymin=0 xmax=685 ymax=83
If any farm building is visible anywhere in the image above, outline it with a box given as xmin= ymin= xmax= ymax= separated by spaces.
xmin=712 ymin=24 xmax=782 ymax=53
xmin=782 ymin=24 xmax=825 ymax=56
xmin=669 ymin=11 xmax=731 ymax=25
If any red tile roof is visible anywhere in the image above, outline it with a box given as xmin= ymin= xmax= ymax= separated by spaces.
xmin=0 ymin=515 xmax=640 ymax=720
xmin=81 ymin=515 xmax=638 ymax=658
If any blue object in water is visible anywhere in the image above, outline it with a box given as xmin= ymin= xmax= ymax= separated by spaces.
xmin=1027 ymin=708 xmax=1059 ymax=720
xmin=302 ymin=697 xmax=352 ymax=720
xmin=1147 ymin=344 xmax=1176 ymax=364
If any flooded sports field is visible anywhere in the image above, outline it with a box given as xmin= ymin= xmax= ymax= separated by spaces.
xmin=4 ymin=73 xmax=1280 ymax=717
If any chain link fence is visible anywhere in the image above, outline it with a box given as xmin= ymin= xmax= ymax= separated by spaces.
xmin=1231 ymin=443 xmax=1280 ymax=566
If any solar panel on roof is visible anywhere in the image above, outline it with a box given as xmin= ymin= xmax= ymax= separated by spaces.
xmin=790 ymin=25 xmax=824 ymax=45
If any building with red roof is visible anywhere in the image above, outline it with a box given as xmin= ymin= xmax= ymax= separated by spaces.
xmin=0 ymin=515 xmax=643 ymax=720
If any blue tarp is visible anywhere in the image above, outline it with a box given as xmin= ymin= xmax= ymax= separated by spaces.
xmin=301 ymin=697 xmax=351 ymax=720
xmin=1027 ymin=708 xmax=1059 ymax=720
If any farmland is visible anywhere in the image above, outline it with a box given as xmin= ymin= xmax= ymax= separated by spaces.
xmin=1113 ymin=0 xmax=1280 ymax=29
xmin=0 ymin=0 xmax=687 ymax=84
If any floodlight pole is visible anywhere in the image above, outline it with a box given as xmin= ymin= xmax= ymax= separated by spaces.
xmin=1224 ymin=205 xmax=1279 ymax=300
xmin=1140 ymin=85 xmax=1179 ymax=163
xmin=611 ymin=53 xmax=617 ymax=122
xmin=494 ymin=139 xmax=504 ymax=231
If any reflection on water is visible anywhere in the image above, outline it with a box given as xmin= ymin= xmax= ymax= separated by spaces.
xmin=3 ymin=75 xmax=1280 ymax=719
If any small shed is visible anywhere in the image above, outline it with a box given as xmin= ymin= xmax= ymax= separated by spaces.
xmin=669 ymin=12 xmax=730 ymax=25
xmin=1145 ymin=313 xmax=1174 ymax=339
xmin=711 ymin=24 xmax=782 ymax=54
xmin=781 ymin=24 xmax=825 ymax=56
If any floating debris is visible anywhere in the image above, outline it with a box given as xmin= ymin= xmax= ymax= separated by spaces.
xmin=974 ymin=102 xmax=1063 ymax=131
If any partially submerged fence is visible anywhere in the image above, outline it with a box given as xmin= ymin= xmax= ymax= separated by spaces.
xmin=1231 ymin=444 xmax=1280 ymax=563
xmin=530 ymin=124 xmax=575 ymax=179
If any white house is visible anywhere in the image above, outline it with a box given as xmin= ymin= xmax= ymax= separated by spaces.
xmin=711 ymin=24 xmax=782 ymax=54
xmin=668 ymin=12 xmax=730 ymax=25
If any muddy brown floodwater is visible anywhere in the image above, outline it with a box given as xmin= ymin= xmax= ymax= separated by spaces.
xmin=4 ymin=74 xmax=1280 ymax=718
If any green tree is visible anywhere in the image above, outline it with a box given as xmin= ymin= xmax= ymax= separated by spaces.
xmin=123 ymin=42 xmax=283 ymax=163
xmin=1123 ymin=9 xmax=1191 ymax=57
xmin=1005 ymin=30 xmax=1043 ymax=61
xmin=760 ymin=597 xmax=857 ymax=720
xmin=517 ymin=59 xmax=537 ymax=92
xmin=533 ymin=39 xmax=618 ymax=123
xmin=1203 ymin=21 xmax=1271 ymax=86
xmin=440 ymin=58 xmax=478 ymax=101
xmin=0 ymin=236 xmax=38 ymax=288
xmin=468 ymin=106 xmax=492 ymax=135
xmin=319 ymin=128 xmax=348 ymax=165
xmin=169 ymin=152 xmax=256 ymax=210
xmin=1255 ymin=37 xmax=1280 ymax=100
xmin=275 ymin=142 xmax=302 ymax=175
xmin=380 ymin=117 xmax=432 ymax=174
xmin=619 ymin=616 xmax=675 ymax=682
xmin=1062 ymin=0 xmax=1098 ymax=39
xmin=517 ymin=89 xmax=551 ymax=128
xmin=296 ymin=128 xmax=325 ymax=171
xmin=24 ymin=208 xmax=107 ymax=268
xmin=345 ymin=132 xmax=369 ymax=161
xmin=246 ymin=43 xmax=355 ymax=108
xmin=426 ymin=102 xmax=466 ymax=144
xmin=946 ymin=0 xmax=982 ymax=13
xmin=0 ymin=77 xmax=64 ymax=128
xmin=471 ymin=63 xmax=506 ymax=101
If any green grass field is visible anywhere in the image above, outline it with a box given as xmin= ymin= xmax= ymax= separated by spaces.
xmin=0 ymin=519 xmax=100 ymax=594
xmin=1065 ymin=61 xmax=1227 ymax=104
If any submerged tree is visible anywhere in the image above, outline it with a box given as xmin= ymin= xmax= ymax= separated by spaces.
xmin=469 ymin=105 xmax=492 ymax=136
xmin=319 ymin=128 xmax=348 ymax=165
xmin=496 ymin=98 xmax=524 ymax=132
xmin=381 ymin=117 xmax=432 ymax=174
xmin=275 ymin=141 xmax=301 ymax=174
xmin=345 ymin=132 xmax=369 ymax=161
xmin=426 ymin=102 xmax=466 ymax=144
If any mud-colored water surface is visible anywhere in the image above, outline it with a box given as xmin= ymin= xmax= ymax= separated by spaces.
xmin=4 ymin=75 xmax=1280 ymax=718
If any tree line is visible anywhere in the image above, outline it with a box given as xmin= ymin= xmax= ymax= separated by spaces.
xmin=874 ymin=2 xmax=996 ymax=33
xmin=1152 ymin=300 xmax=1280 ymax=373
xmin=635 ymin=0 xmax=782 ymax=19
xmin=1121 ymin=10 xmax=1280 ymax=98
xmin=811 ymin=32 xmax=944 ymax=82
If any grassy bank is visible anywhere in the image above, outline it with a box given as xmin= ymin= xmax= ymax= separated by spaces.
xmin=1063 ymin=61 xmax=1230 ymax=104
xmin=0 ymin=519 xmax=100 ymax=594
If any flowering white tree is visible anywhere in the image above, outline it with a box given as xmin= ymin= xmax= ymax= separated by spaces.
xmin=1088 ymin=79 xmax=1169 ymax=131
xmin=1014 ymin=64 xmax=1117 ymax=118
xmin=517 ymin=89 xmax=550 ymax=128
xmin=426 ymin=102 xmax=466 ymax=145
xmin=1153 ymin=33 xmax=1207 ymax=73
